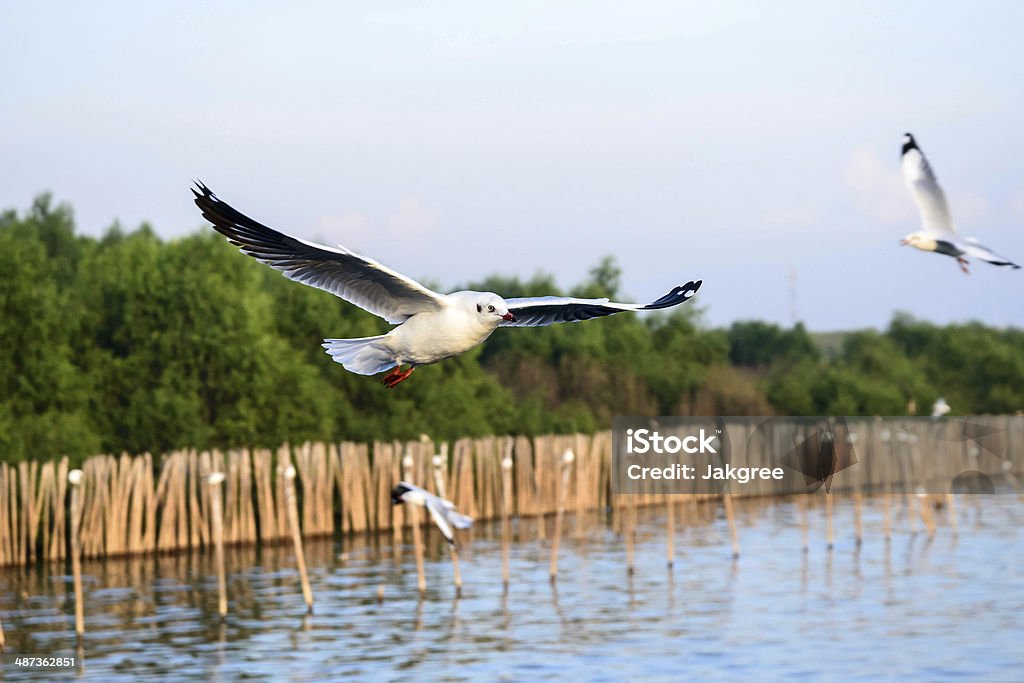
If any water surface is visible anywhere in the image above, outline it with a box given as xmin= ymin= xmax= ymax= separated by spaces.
xmin=2 ymin=495 xmax=1022 ymax=681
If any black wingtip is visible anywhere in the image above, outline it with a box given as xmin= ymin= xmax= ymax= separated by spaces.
xmin=901 ymin=132 xmax=918 ymax=156
xmin=191 ymin=179 xmax=213 ymax=198
xmin=645 ymin=279 xmax=702 ymax=310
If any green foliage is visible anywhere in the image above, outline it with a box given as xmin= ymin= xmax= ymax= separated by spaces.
xmin=0 ymin=196 xmax=1021 ymax=462
xmin=728 ymin=320 xmax=819 ymax=367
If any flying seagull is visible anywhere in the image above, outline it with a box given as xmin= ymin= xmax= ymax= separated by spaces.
xmin=900 ymin=133 xmax=1019 ymax=274
xmin=192 ymin=182 xmax=702 ymax=387
xmin=391 ymin=481 xmax=472 ymax=546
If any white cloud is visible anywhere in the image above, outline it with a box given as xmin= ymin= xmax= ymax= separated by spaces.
xmin=946 ymin=188 xmax=990 ymax=227
xmin=387 ymin=195 xmax=439 ymax=238
xmin=314 ymin=195 xmax=439 ymax=249
xmin=316 ymin=212 xmax=371 ymax=245
xmin=842 ymin=146 xmax=913 ymax=225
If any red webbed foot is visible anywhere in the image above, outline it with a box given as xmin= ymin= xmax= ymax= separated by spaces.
xmin=381 ymin=365 xmax=415 ymax=388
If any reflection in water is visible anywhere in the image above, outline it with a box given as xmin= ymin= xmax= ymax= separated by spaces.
xmin=0 ymin=496 xmax=1022 ymax=680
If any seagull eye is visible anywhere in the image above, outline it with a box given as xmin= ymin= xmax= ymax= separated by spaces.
xmin=487 ymin=305 xmax=495 ymax=312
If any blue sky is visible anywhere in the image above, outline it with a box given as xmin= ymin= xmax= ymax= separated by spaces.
xmin=2 ymin=2 xmax=1022 ymax=330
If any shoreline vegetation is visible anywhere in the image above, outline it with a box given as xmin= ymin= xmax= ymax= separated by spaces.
xmin=2 ymin=194 xmax=1023 ymax=465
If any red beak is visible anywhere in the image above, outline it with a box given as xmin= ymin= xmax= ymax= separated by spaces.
xmin=502 ymin=312 xmax=516 ymax=322
xmin=900 ymin=238 xmax=909 ymax=246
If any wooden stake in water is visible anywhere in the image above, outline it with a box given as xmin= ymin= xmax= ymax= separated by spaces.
xmin=946 ymin=493 xmax=957 ymax=535
xmin=501 ymin=453 xmax=513 ymax=589
xmin=723 ymin=493 xmax=740 ymax=559
xmin=883 ymin=494 xmax=892 ymax=540
xmin=917 ymin=489 xmax=936 ymax=537
xmin=68 ymin=468 xmax=85 ymax=641
xmin=402 ymin=454 xmax=427 ymax=594
xmin=625 ymin=493 xmax=636 ymax=575
xmin=549 ymin=449 xmax=573 ymax=582
xmin=825 ymin=492 xmax=834 ymax=550
xmin=800 ymin=496 xmax=809 ymax=552
xmin=208 ymin=471 xmax=228 ymax=618
xmin=432 ymin=451 xmax=461 ymax=595
xmin=665 ymin=494 xmax=675 ymax=568
xmin=853 ymin=492 xmax=863 ymax=546
xmin=283 ymin=465 xmax=314 ymax=613
xmin=907 ymin=492 xmax=919 ymax=534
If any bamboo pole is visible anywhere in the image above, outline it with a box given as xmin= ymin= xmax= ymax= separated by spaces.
xmin=501 ymin=451 xmax=513 ymax=590
xmin=665 ymin=494 xmax=675 ymax=568
xmin=853 ymin=492 xmax=863 ymax=546
xmin=883 ymin=494 xmax=892 ymax=540
xmin=402 ymin=454 xmax=426 ymax=594
xmin=825 ymin=492 xmax=834 ymax=550
xmin=68 ymin=469 xmax=85 ymax=642
xmin=907 ymin=492 xmax=919 ymax=534
xmin=946 ymin=493 xmax=957 ymax=536
xmin=800 ymin=495 xmax=809 ymax=552
xmin=283 ymin=465 xmax=314 ymax=613
xmin=549 ymin=449 xmax=573 ymax=582
xmin=918 ymin=490 xmax=936 ymax=537
xmin=432 ymin=451 xmax=461 ymax=595
xmin=208 ymin=472 xmax=227 ymax=618
xmin=723 ymin=493 xmax=740 ymax=559
xmin=625 ymin=493 xmax=636 ymax=575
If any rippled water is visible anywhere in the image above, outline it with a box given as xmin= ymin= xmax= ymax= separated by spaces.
xmin=2 ymin=495 xmax=1023 ymax=681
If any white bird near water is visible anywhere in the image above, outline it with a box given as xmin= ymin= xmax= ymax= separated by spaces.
xmin=391 ymin=481 xmax=472 ymax=546
xmin=192 ymin=182 xmax=702 ymax=387
xmin=900 ymin=133 xmax=1019 ymax=274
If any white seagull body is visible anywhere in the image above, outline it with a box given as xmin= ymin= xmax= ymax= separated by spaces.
xmin=391 ymin=481 xmax=472 ymax=546
xmin=900 ymin=133 xmax=1019 ymax=274
xmin=192 ymin=183 xmax=702 ymax=387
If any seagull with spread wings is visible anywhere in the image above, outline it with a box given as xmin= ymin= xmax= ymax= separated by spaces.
xmin=391 ymin=481 xmax=472 ymax=546
xmin=192 ymin=183 xmax=702 ymax=387
xmin=900 ymin=132 xmax=1019 ymax=274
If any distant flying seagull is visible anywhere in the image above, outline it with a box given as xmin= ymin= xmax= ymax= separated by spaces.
xmin=931 ymin=397 xmax=951 ymax=418
xmin=192 ymin=182 xmax=702 ymax=387
xmin=391 ymin=481 xmax=472 ymax=546
xmin=900 ymin=133 xmax=1019 ymax=274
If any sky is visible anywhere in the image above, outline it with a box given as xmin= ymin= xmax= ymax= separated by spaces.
xmin=2 ymin=1 xmax=1022 ymax=330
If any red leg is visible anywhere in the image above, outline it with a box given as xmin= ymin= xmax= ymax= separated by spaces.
xmin=381 ymin=365 xmax=415 ymax=388
xmin=957 ymin=257 xmax=970 ymax=275
xmin=380 ymin=366 xmax=403 ymax=386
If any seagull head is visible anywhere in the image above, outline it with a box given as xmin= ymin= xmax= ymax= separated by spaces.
xmin=391 ymin=482 xmax=412 ymax=505
xmin=900 ymin=231 xmax=935 ymax=251
xmin=472 ymin=293 xmax=516 ymax=323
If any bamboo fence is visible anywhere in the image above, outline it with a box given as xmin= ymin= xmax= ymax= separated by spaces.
xmin=0 ymin=416 xmax=1019 ymax=567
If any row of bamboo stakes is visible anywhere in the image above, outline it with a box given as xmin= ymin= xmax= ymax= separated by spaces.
xmin=0 ymin=417 xmax=1019 ymax=568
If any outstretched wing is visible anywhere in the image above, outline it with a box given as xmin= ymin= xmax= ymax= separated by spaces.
xmin=901 ymin=135 xmax=956 ymax=236
xmin=424 ymin=497 xmax=458 ymax=545
xmin=501 ymin=280 xmax=701 ymax=328
xmin=192 ymin=182 xmax=447 ymax=323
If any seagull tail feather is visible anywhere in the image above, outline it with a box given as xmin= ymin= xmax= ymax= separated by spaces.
xmin=322 ymin=336 xmax=396 ymax=376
